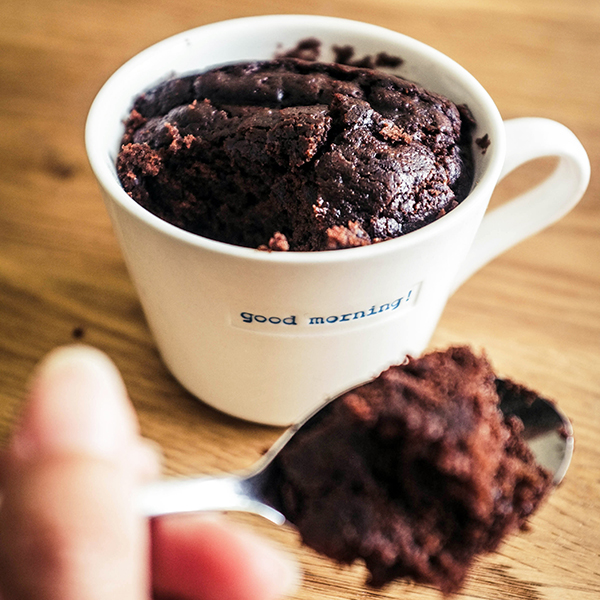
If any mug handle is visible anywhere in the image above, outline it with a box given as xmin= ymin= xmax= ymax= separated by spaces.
xmin=451 ymin=117 xmax=590 ymax=292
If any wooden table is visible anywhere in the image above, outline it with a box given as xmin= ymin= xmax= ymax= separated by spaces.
xmin=1 ymin=0 xmax=599 ymax=598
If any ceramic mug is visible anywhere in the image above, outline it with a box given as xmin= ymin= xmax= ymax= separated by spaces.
xmin=86 ymin=15 xmax=590 ymax=425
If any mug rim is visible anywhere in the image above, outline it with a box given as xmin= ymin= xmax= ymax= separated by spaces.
xmin=86 ymin=14 xmax=506 ymax=265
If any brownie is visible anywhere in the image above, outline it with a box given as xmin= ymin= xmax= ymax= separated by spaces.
xmin=116 ymin=58 xmax=475 ymax=251
xmin=261 ymin=347 xmax=552 ymax=593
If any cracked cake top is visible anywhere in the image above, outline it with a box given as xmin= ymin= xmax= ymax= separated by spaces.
xmin=117 ymin=58 xmax=475 ymax=251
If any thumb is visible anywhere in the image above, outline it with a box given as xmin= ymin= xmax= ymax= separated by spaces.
xmin=0 ymin=346 xmax=153 ymax=600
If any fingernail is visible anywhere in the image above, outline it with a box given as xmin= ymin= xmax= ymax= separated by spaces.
xmin=11 ymin=345 xmax=138 ymax=463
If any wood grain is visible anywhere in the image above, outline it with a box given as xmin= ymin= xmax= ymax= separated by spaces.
xmin=1 ymin=1 xmax=599 ymax=598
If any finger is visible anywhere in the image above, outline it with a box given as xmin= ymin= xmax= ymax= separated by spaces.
xmin=9 ymin=345 xmax=139 ymax=464
xmin=0 ymin=345 xmax=152 ymax=600
xmin=151 ymin=515 xmax=300 ymax=600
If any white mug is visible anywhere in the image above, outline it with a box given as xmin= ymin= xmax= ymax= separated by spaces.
xmin=86 ymin=15 xmax=590 ymax=426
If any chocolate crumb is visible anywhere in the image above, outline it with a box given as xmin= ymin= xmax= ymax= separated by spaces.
xmin=45 ymin=153 xmax=77 ymax=179
xmin=281 ymin=39 xmax=403 ymax=70
xmin=278 ymin=37 xmax=322 ymax=61
xmin=332 ymin=44 xmax=355 ymax=65
xmin=71 ymin=326 xmax=85 ymax=340
xmin=476 ymin=133 xmax=491 ymax=153
xmin=375 ymin=51 xmax=404 ymax=68
xmin=268 ymin=232 xmax=290 ymax=252
xmin=333 ymin=45 xmax=403 ymax=69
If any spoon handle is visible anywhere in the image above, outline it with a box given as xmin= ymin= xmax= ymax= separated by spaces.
xmin=138 ymin=475 xmax=286 ymax=524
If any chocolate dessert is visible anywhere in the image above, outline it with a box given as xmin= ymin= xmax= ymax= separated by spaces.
xmin=261 ymin=347 xmax=552 ymax=593
xmin=117 ymin=58 xmax=475 ymax=251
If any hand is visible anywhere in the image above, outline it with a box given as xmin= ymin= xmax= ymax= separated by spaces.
xmin=0 ymin=346 xmax=299 ymax=600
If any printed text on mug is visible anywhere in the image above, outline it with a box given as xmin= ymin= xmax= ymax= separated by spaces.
xmin=237 ymin=286 xmax=418 ymax=330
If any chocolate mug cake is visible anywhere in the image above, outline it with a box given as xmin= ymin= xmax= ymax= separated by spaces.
xmin=116 ymin=57 xmax=475 ymax=251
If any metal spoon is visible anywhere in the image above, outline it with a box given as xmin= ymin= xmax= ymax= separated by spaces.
xmin=139 ymin=379 xmax=574 ymax=523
